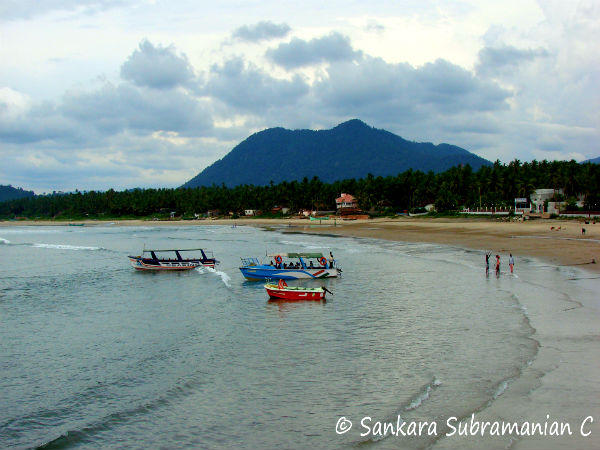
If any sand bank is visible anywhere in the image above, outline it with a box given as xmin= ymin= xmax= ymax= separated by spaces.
xmin=2 ymin=217 xmax=598 ymax=272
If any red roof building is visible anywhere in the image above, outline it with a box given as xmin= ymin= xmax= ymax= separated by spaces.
xmin=335 ymin=193 xmax=358 ymax=210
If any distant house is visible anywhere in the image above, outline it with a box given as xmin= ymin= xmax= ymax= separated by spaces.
xmin=244 ymin=209 xmax=257 ymax=216
xmin=530 ymin=189 xmax=587 ymax=215
xmin=271 ymin=206 xmax=290 ymax=215
xmin=336 ymin=193 xmax=358 ymax=210
xmin=335 ymin=193 xmax=361 ymax=216
xmin=529 ymin=189 xmax=559 ymax=213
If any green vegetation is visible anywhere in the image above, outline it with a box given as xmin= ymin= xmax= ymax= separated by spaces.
xmin=1 ymin=160 xmax=599 ymax=220
xmin=0 ymin=185 xmax=35 ymax=202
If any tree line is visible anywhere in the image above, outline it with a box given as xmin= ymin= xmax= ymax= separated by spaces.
xmin=1 ymin=160 xmax=599 ymax=219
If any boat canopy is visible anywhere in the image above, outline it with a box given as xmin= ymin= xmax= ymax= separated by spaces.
xmin=267 ymin=252 xmax=324 ymax=258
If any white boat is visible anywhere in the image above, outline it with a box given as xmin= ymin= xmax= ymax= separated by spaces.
xmin=128 ymin=248 xmax=218 ymax=271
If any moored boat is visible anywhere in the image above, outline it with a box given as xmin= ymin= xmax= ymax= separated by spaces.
xmin=128 ymin=248 xmax=218 ymax=271
xmin=265 ymin=279 xmax=330 ymax=301
xmin=239 ymin=252 xmax=341 ymax=281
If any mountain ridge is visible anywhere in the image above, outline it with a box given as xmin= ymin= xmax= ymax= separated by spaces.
xmin=183 ymin=119 xmax=492 ymax=187
xmin=0 ymin=185 xmax=35 ymax=203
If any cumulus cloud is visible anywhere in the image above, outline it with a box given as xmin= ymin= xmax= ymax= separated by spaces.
xmin=314 ymin=56 xmax=511 ymax=118
xmin=0 ymin=87 xmax=32 ymax=119
xmin=61 ymin=83 xmax=212 ymax=136
xmin=203 ymin=57 xmax=309 ymax=111
xmin=266 ymin=32 xmax=363 ymax=68
xmin=476 ymin=45 xmax=550 ymax=77
xmin=120 ymin=40 xmax=196 ymax=90
xmin=232 ymin=21 xmax=291 ymax=42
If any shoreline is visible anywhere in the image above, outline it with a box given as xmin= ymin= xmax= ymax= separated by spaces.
xmin=3 ymin=217 xmax=598 ymax=273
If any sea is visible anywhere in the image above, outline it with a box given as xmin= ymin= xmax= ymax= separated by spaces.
xmin=0 ymin=224 xmax=594 ymax=449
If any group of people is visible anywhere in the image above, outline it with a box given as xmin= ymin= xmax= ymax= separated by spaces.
xmin=486 ymin=251 xmax=515 ymax=276
xmin=270 ymin=252 xmax=336 ymax=270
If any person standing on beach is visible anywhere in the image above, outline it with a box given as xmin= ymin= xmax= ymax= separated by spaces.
xmin=509 ymin=253 xmax=515 ymax=273
xmin=495 ymin=255 xmax=500 ymax=275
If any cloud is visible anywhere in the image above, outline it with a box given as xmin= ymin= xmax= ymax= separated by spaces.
xmin=266 ymin=32 xmax=363 ymax=68
xmin=314 ymin=56 xmax=511 ymax=119
xmin=365 ymin=20 xmax=385 ymax=33
xmin=0 ymin=87 xmax=32 ymax=119
xmin=61 ymin=83 xmax=213 ymax=136
xmin=120 ymin=40 xmax=196 ymax=90
xmin=203 ymin=57 xmax=309 ymax=111
xmin=476 ymin=45 xmax=550 ymax=77
xmin=2 ymin=4 xmax=599 ymax=192
xmin=232 ymin=21 xmax=291 ymax=42
xmin=0 ymin=0 xmax=124 ymax=21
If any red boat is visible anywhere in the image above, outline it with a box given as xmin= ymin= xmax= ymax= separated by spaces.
xmin=264 ymin=279 xmax=331 ymax=301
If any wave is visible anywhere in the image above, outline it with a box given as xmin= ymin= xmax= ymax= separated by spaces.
xmin=0 ymin=227 xmax=62 ymax=234
xmin=196 ymin=266 xmax=232 ymax=287
xmin=357 ymin=377 xmax=442 ymax=444
xmin=405 ymin=378 xmax=442 ymax=411
xmin=32 ymin=243 xmax=105 ymax=251
xmin=29 ymin=374 xmax=206 ymax=450
xmin=0 ymin=238 xmax=107 ymax=251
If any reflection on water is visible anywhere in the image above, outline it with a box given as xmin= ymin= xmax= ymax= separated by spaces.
xmin=0 ymin=224 xmax=568 ymax=450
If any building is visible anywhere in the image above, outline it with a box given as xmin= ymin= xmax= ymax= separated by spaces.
xmin=335 ymin=193 xmax=361 ymax=216
xmin=271 ymin=206 xmax=290 ymax=215
xmin=529 ymin=189 xmax=561 ymax=213
xmin=335 ymin=193 xmax=358 ymax=210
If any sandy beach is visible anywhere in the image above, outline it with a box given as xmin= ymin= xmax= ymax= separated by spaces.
xmin=2 ymin=216 xmax=599 ymax=448
xmin=4 ymin=216 xmax=598 ymax=273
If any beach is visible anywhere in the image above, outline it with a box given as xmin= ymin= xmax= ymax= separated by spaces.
xmin=3 ymin=216 xmax=598 ymax=272
xmin=2 ymin=217 xmax=599 ymax=449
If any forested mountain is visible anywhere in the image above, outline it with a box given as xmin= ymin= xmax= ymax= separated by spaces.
xmin=183 ymin=119 xmax=491 ymax=187
xmin=583 ymin=156 xmax=600 ymax=164
xmin=0 ymin=185 xmax=35 ymax=203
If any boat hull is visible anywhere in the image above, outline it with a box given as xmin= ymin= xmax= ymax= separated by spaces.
xmin=265 ymin=284 xmax=325 ymax=300
xmin=240 ymin=266 xmax=339 ymax=280
xmin=129 ymin=257 xmax=215 ymax=271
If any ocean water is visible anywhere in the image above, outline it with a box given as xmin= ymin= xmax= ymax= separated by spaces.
xmin=0 ymin=224 xmax=588 ymax=449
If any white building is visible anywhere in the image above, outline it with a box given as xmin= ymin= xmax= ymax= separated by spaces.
xmin=530 ymin=189 xmax=561 ymax=213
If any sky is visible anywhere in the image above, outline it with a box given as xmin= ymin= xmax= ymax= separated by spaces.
xmin=1 ymin=0 xmax=599 ymax=193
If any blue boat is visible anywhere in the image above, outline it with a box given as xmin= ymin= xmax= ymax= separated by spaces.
xmin=239 ymin=252 xmax=341 ymax=281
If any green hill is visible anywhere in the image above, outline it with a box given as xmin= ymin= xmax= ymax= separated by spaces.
xmin=183 ymin=119 xmax=491 ymax=187
xmin=0 ymin=185 xmax=35 ymax=202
